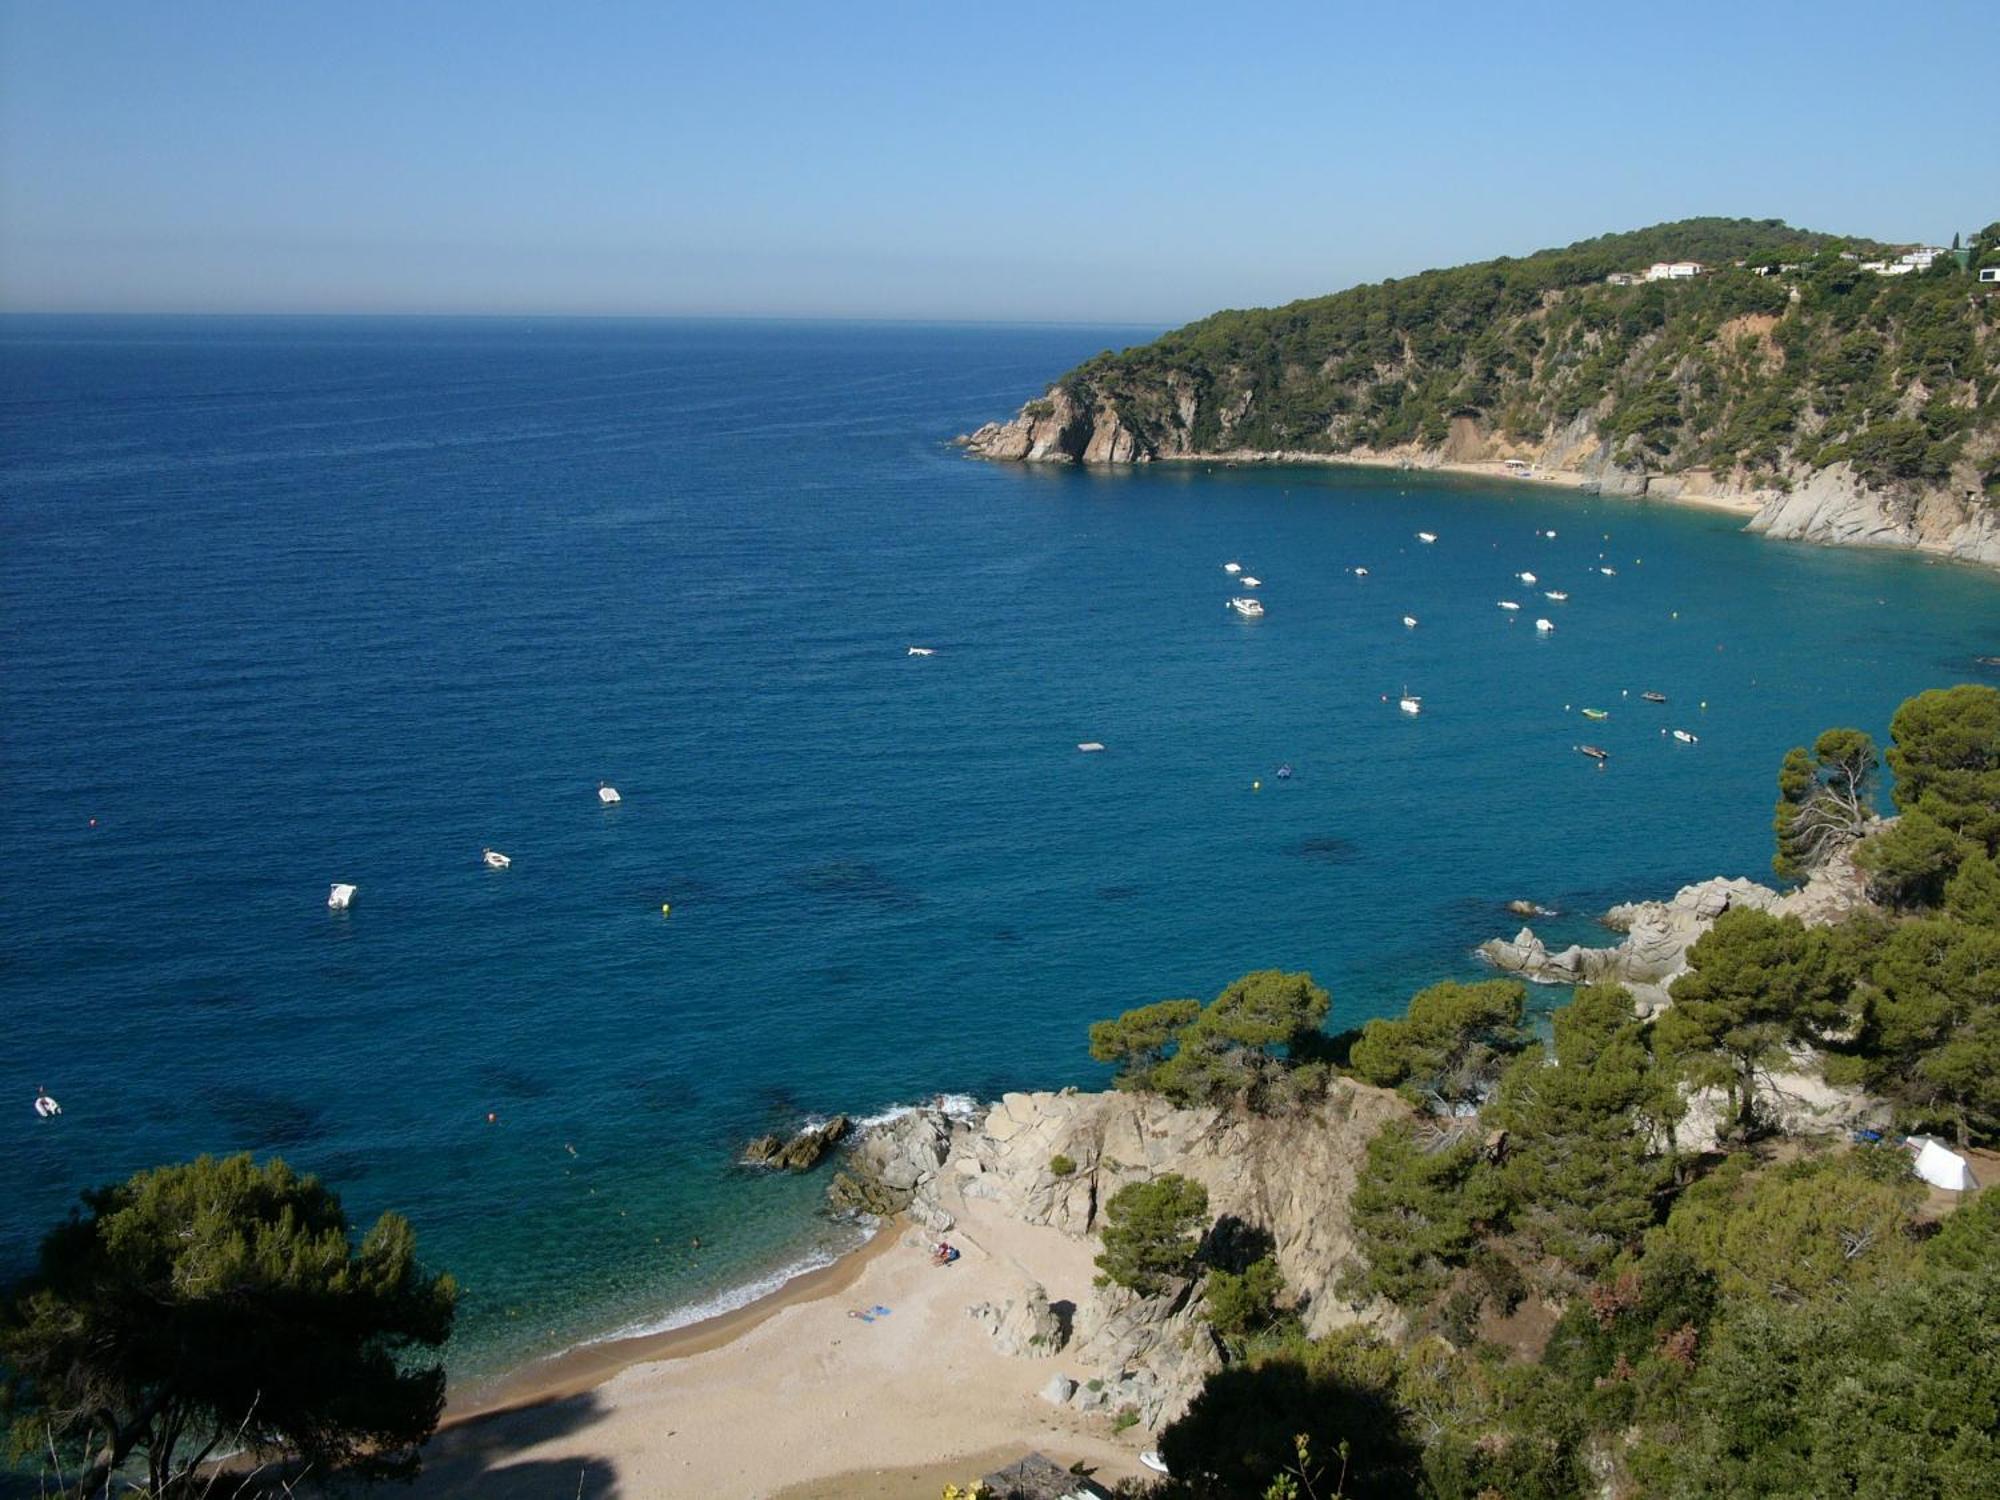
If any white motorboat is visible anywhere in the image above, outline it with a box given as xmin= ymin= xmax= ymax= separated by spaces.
xmin=1223 ymin=561 xmax=1242 ymax=574
xmin=1402 ymin=615 xmax=1418 ymax=628
xmin=1535 ymin=618 xmax=1555 ymax=632
xmin=1229 ymin=596 xmax=1265 ymax=618
xmin=327 ymin=883 xmax=356 ymax=911
xmin=1241 ymin=576 xmax=1262 ymax=587
xmin=598 ymin=783 xmax=621 ymax=804
xmin=907 ymin=646 xmax=935 ymax=656
xmin=1673 ymin=729 xmax=1700 ymax=744
xmin=1497 ymin=600 xmax=1521 ymax=611
xmin=1599 ymin=566 xmax=1617 ymax=576
xmin=1077 ymin=742 xmax=1106 ymax=752
xmin=1519 ymin=571 xmax=1538 ymax=584
xmin=1416 ymin=531 xmax=1437 ymax=544
xmin=1546 ymin=529 xmax=1558 ymax=538
xmin=34 ymin=1090 xmax=60 ymax=1119
xmin=1353 ymin=566 xmax=1369 ymax=577
xmin=1544 ymin=590 xmax=1568 ymax=601
xmin=1399 ymin=693 xmax=1422 ymax=716
xmin=483 ymin=849 xmax=511 ymax=870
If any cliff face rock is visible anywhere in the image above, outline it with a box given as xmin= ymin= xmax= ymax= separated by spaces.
xmin=826 ymin=1106 xmax=960 ymax=1227
xmin=1747 ymin=461 xmax=2000 ymax=568
xmin=936 ymin=1082 xmax=1408 ymax=1339
xmin=960 ymin=385 xmax=1158 ymax=465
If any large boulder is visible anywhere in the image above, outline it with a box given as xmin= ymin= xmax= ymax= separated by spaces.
xmin=968 ymin=1280 xmax=1070 ymax=1357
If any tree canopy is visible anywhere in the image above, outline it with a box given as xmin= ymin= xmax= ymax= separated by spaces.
xmin=1087 ymin=970 xmax=1331 ymax=1110
xmin=1093 ymin=1174 xmax=1210 ymax=1298
xmin=0 ymin=1154 xmax=456 ymax=1497
xmin=1349 ymin=978 xmax=1531 ymax=1109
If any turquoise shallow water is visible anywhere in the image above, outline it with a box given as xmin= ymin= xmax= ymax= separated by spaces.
xmin=3 ymin=316 xmax=1996 ymax=1386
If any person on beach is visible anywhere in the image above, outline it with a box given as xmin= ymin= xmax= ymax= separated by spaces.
xmin=931 ymin=1241 xmax=958 ymax=1266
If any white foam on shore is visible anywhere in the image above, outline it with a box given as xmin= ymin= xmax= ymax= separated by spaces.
xmin=586 ymin=1222 xmax=876 ymax=1347
xmin=852 ymin=1092 xmax=982 ymax=1129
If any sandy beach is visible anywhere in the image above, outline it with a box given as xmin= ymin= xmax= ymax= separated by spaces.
xmin=1157 ymin=448 xmax=1770 ymax=517
xmin=412 ymin=1182 xmax=1149 ymax=1499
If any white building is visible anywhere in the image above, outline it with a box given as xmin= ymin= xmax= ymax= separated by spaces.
xmin=1981 ymin=268 xmax=2000 ymax=284
xmin=1605 ymin=271 xmax=1640 ymax=286
xmin=1897 ymin=246 xmax=1948 ymax=269
xmin=1643 ymin=261 xmax=1705 ymax=281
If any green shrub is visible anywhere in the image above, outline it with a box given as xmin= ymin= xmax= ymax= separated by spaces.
xmin=1048 ymin=1154 xmax=1076 ymax=1178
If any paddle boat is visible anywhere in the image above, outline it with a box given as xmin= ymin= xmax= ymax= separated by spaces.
xmin=327 ymin=883 xmax=356 ymax=910
xmin=483 ymin=849 xmax=511 ymax=870
xmin=598 ymin=783 xmax=621 ymax=804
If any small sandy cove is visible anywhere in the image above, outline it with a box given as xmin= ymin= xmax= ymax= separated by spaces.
xmin=412 ymin=1185 xmax=1148 ymax=1499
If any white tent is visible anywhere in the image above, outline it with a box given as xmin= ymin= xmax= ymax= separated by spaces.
xmin=1911 ymin=1137 xmax=1978 ymax=1191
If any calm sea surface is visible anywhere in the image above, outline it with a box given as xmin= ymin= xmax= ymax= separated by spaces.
xmin=3 ymin=316 xmax=1996 ymax=1384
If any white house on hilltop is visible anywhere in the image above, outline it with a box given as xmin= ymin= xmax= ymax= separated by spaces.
xmin=1643 ymin=261 xmax=1705 ymax=281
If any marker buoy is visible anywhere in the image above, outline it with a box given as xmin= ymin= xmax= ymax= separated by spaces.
xmin=1252 ymin=780 xmax=1261 ymax=791
xmin=486 ymin=1112 xmax=497 ymax=1125
xmin=661 ymin=903 xmax=672 ymax=916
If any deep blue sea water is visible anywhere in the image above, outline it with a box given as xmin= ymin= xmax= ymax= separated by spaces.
xmin=4 ymin=316 xmax=1996 ymax=1386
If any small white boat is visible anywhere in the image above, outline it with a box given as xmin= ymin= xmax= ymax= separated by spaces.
xmin=1497 ymin=600 xmax=1521 ymax=611
xmin=1140 ymin=1452 xmax=1171 ymax=1477
xmin=1673 ymin=729 xmax=1699 ymax=744
xmin=1223 ymin=561 xmax=1242 ymax=574
xmin=1402 ymin=615 xmax=1418 ymax=628
xmin=483 ymin=849 xmax=511 ymax=870
xmin=1353 ymin=567 xmax=1369 ymax=577
xmin=598 ymin=783 xmax=621 ymax=805
xmin=1544 ymin=590 xmax=1568 ymax=601
xmin=1416 ymin=531 xmax=1437 ymax=544
xmin=1229 ymin=596 xmax=1265 ymax=618
xmin=1546 ymin=529 xmax=1557 ymax=538
xmin=1599 ymin=566 xmax=1617 ymax=576
xmin=1535 ymin=618 xmax=1555 ymax=633
xmin=34 ymin=1090 xmax=60 ymax=1119
xmin=906 ymin=646 xmax=935 ymax=656
xmin=1399 ymin=692 xmax=1422 ymax=716
xmin=1241 ymin=576 xmax=1262 ymax=588
xmin=1519 ymin=571 xmax=1538 ymax=584
xmin=1077 ymin=742 xmax=1106 ymax=753
xmin=327 ymin=883 xmax=356 ymax=911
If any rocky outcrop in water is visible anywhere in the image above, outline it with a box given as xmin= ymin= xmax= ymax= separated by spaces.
xmin=742 ymin=1114 xmax=851 ymax=1171
xmin=826 ymin=1105 xmax=960 ymax=1228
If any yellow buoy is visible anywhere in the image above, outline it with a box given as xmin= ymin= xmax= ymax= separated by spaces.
xmin=661 ymin=903 xmax=672 ymax=916
xmin=1252 ymin=780 xmax=1261 ymax=791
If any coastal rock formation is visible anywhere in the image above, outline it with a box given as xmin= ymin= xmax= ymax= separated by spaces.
xmin=742 ymin=1114 xmax=851 ymax=1171
xmin=1480 ymin=877 xmax=1778 ymax=1014
xmin=958 ymin=385 xmax=1153 ymax=465
xmin=1746 ymin=461 xmax=2000 ymax=568
xmin=826 ymin=1105 xmax=960 ymax=1228
xmin=934 ymin=1082 xmax=1407 ymax=1340
xmin=1478 ymin=860 xmax=1873 ymax=1015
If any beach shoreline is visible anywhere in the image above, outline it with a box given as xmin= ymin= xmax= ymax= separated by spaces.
xmin=444 ymin=1222 xmax=900 ymax=1422
xmin=1153 ymin=449 xmax=1770 ymax=517
xmin=410 ymin=1180 xmax=1150 ymax=1499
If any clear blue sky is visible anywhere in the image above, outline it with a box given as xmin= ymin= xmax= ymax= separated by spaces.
xmin=2 ymin=1 xmax=1992 ymax=322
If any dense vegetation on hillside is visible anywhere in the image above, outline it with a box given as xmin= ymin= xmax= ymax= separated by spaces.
xmin=1088 ymin=683 xmax=2000 ymax=1499
xmin=1050 ymin=217 xmax=2000 ymax=494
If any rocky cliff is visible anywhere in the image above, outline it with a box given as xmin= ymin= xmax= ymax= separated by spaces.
xmin=959 ymin=216 xmax=2000 ymax=570
xmin=829 ymin=1081 xmax=1410 ymax=1426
